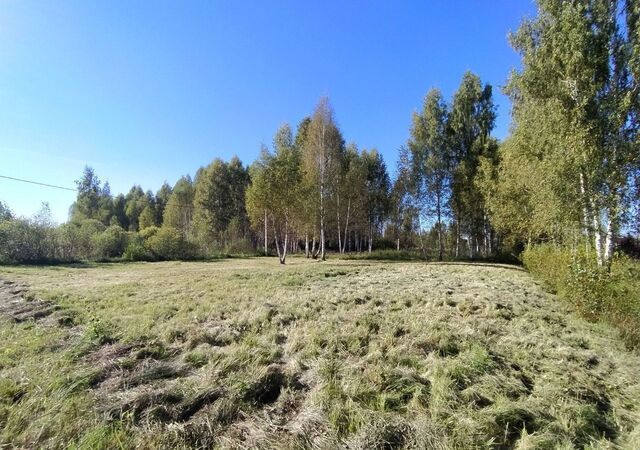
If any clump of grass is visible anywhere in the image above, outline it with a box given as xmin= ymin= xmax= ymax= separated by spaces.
xmin=184 ymin=351 xmax=209 ymax=368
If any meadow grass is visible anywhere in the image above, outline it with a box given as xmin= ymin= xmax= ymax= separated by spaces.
xmin=0 ymin=257 xmax=639 ymax=449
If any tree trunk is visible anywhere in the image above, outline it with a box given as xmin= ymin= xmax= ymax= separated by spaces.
xmin=263 ymin=210 xmax=268 ymax=255
xmin=272 ymin=219 xmax=281 ymax=263
xmin=591 ymin=201 xmax=603 ymax=267
xmin=305 ymin=233 xmax=309 ymax=258
xmin=437 ymin=191 xmax=443 ymax=261
xmin=281 ymin=219 xmax=289 ymax=264
xmin=311 ymin=235 xmax=317 ymax=259
xmin=455 ymin=220 xmax=460 ymax=258
xmin=336 ymin=193 xmax=342 ymax=254
xmin=320 ymin=222 xmax=325 ymax=260
xmin=603 ymin=195 xmax=619 ymax=265
xmin=417 ymin=215 xmax=427 ymax=259
xmin=320 ymin=186 xmax=326 ymax=261
xmin=341 ymin=198 xmax=351 ymax=254
xmin=272 ymin=217 xmax=289 ymax=264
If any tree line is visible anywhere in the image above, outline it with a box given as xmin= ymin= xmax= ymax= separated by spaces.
xmin=60 ymin=71 xmax=500 ymax=265
xmin=0 ymin=70 xmax=494 ymax=264
xmin=1 ymin=0 xmax=638 ymax=267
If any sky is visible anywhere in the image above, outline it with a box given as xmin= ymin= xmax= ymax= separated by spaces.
xmin=0 ymin=0 xmax=538 ymax=224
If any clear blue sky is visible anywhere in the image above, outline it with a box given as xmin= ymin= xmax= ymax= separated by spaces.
xmin=0 ymin=0 xmax=537 ymax=223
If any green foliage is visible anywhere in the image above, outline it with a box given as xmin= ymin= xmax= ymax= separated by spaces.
xmin=494 ymin=0 xmax=639 ymax=263
xmin=71 ymin=166 xmax=103 ymax=223
xmin=523 ymin=244 xmax=640 ymax=347
xmin=193 ymin=157 xmax=249 ymax=252
xmin=0 ymin=201 xmax=13 ymax=222
xmin=77 ymin=219 xmax=107 ymax=259
xmin=92 ymin=225 xmax=128 ymax=260
xmin=123 ymin=236 xmax=154 ymax=262
xmin=124 ymin=186 xmax=146 ymax=231
xmin=246 ymin=124 xmax=304 ymax=263
xmin=0 ymin=218 xmax=53 ymax=264
xmin=302 ymin=97 xmax=346 ymax=260
xmin=162 ymin=176 xmax=194 ymax=235
xmin=146 ymin=227 xmax=197 ymax=260
xmin=154 ymin=182 xmax=173 ymax=225
xmin=138 ymin=205 xmax=157 ymax=230
xmin=86 ymin=312 xmax=116 ymax=344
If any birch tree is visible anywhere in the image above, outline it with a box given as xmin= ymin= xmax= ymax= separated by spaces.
xmin=408 ymin=89 xmax=452 ymax=260
xmin=448 ymin=72 xmax=496 ymax=258
xmin=504 ymin=0 xmax=638 ymax=266
xmin=362 ymin=149 xmax=391 ymax=253
xmin=302 ymin=97 xmax=344 ymax=260
xmin=163 ymin=176 xmax=195 ymax=237
xmin=246 ymin=124 xmax=302 ymax=264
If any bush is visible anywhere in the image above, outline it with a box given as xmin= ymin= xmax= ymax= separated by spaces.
xmin=93 ymin=225 xmax=128 ymax=260
xmin=146 ymin=227 xmax=197 ymax=260
xmin=520 ymin=244 xmax=572 ymax=295
xmin=123 ymin=237 xmax=154 ymax=262
xmin=522 ymin=244 xmax=640 ymax=347
xmin=77 ymin=219 xmax=107 ymax=259
xmin=0 ymin=219 xmax=53 ymax=264
xmin=54 ymin=223 xmax=83 ymax=262
xmin=139 ymin=226 xmax=160 ymax=241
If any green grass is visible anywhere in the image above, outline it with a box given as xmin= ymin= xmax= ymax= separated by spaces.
xmin=0 ymin=257 xmax=639 ymax=448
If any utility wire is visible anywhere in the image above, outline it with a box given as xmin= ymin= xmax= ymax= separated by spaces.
xmin=0 ymin=174 xmax=198 ymax=209
xmin=0 ymin=175 xmax=76 ymax=192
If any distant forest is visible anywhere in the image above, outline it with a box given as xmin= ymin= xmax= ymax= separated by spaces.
xmin=1 ymin=0 xmax=639 ymax=266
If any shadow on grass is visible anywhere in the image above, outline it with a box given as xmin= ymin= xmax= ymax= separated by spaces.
xmin=426 ymin=261 xmax=526 ymax=272
xmin=0 ymin=256 xmax=236 ymax=270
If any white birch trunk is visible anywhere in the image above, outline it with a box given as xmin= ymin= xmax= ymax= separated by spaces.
xmin=305 ymin=233 xmax=309 ymax=258
xmin=264 ymin=210 xmax=268 ymax=255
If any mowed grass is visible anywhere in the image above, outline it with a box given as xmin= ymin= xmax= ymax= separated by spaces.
xmin=0 ymin=258 xmax=639 ymax=449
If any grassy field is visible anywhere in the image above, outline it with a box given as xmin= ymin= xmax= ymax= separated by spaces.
xmin=0 ymin=258 xmax=639 ymax=449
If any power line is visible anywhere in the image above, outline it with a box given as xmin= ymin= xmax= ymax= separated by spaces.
xmin=0 ymin=174 xmax=76 ymax=192
xmin=0 ymin=174 xmax=196 ymax=207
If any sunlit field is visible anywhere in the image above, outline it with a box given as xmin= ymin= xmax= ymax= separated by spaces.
xmin=1 ymin=258 xmax=639 ymax=449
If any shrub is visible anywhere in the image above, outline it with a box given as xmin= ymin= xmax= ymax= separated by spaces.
xmin=123 ymin=238 xmax=154 ymax=261
xmin=146 ymin=227 xmax=197 ymax=260
xmin=92 ymin=225 xmax=128 ymax=260
xmin=522 ymin=244 xmax=640 ymax=347
xmin=77 ymin=219 xmax=107 ymax=259
xmin=139 ymin=226 xmax=159 ymax=241
xmin=54 ymin=223 xmax=83 ymax=262
xmin=0 ymin=219 xmax=53 ymax=264
xmin=520 ymin=244 xmax=572 ymax=295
